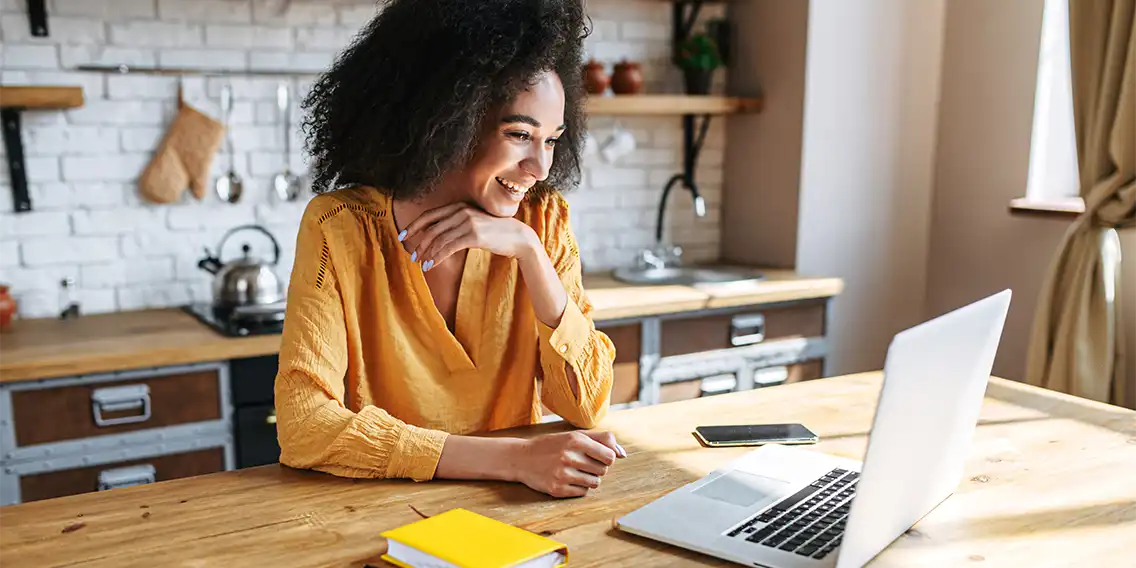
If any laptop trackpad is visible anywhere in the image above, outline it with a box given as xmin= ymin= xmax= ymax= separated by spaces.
xmin=693 ymin=470 xmax=790 ymax=508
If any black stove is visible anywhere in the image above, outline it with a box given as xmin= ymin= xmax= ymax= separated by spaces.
xmin=184 ymin=302 xmax=286 ymax=337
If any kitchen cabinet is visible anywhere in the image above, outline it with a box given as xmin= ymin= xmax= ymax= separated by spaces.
xmin=594 ymin=297 xmax=830 ymax=413
xmin=0 ymin=363 xmax=234 ymax=506
xmin=543 ymin=296 xmax=832 ymax=416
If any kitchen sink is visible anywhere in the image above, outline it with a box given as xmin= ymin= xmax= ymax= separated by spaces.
xmin=611 ymin=266 xmax=765 ymax=286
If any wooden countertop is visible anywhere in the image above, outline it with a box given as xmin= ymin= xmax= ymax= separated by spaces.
xmin=1 ymin=373 xmax=1132 ymax=567
xmin=0 ymin=269 xmax=842 ymax=383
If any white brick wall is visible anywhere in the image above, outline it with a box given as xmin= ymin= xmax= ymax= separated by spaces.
xmin=0 ymin=0 xmax=725 ymax=319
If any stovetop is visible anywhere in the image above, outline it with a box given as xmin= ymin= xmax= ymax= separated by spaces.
xmin=184 ymin=302 xmax=285 ymax=337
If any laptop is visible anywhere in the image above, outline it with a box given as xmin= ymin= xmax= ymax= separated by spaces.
xmin=616 ymin=290 xmax=1012 ymax=568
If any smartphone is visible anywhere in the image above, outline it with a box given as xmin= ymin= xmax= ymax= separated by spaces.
xmin=693 ymin=423 xmax=819 ymax=447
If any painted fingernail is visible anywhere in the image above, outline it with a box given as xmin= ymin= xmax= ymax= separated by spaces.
xmin=410 ymin=251 xmax=417 ymax=262
xmin=398 ymin=229 xmax=407 ymax=242
xmin=617 ymin=444 xmax=628 ymax=457
xmin=424 ymin=260 xmax=435 ymax=271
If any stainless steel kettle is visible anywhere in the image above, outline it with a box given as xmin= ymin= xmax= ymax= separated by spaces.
xmin=197 ymin=225 xmax=284 ymax=308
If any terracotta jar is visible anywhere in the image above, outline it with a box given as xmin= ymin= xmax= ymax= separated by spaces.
xmin=583 ymin=59 xmax=609 ymax=95
xmin=0 ymin=285 xmax=16 ymax=331
xmin=610 ymin=60 xmax=644 ymax=95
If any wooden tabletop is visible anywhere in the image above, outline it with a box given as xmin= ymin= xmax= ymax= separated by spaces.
xmin=0 ymin=269 xmax=842 ymax=383
xmin=1 ymin=373 xmax=1132 ymax=567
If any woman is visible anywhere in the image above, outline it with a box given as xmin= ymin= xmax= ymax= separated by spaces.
xmin=274 ymin=0 xmax=624 ymax=499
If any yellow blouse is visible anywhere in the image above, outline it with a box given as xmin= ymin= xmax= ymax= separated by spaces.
xmin=273 ymin=186 xmax=616 ymax=481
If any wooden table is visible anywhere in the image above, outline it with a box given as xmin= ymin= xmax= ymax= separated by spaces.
xmin=2 ymin=373 xmax=1131 ymax=567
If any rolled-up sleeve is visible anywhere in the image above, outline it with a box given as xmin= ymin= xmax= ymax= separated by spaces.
xmin=536 ymin=196 xmax=616 ymax=428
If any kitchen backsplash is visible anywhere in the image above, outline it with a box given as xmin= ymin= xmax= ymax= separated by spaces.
xmin=0 ymin=0 xmax=725 ymax=318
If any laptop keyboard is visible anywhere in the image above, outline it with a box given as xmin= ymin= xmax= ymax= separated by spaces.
xmin=727 ymin=468 xmax=859 ymax=560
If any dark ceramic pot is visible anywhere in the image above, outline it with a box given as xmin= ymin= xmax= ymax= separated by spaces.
xmin=583 ymin=60 xmax=609 ymax=95
xmin=611 ymin=60 xmax=644 ymax=95
xmin=0 ymin=285 xmax=16 ymax=331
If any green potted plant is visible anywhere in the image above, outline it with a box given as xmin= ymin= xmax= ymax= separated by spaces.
xmin=676 ymin=31 xmax=723 ymax=95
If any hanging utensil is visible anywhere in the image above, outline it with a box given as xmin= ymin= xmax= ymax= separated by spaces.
xmin=272 ymin=83 xmax=302 ymax=202
xmin=215 ymin=83 xmax=243 ymax=204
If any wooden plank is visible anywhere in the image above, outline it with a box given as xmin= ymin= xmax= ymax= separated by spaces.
xmin=587 ymin=95 xmax=763 ymax=116
xmin=0 ymin=374 xmax=1132 ymax=568
xmin=0 ymin=271 xmax=843 ymax=383
xmin=0 ymin=86 xmax=84 ymax=109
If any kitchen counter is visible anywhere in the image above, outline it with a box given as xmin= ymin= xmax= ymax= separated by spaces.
xmin=1 ymin=373 xmax=1131 ymax=567
xmin=0 ymin=269 xmax=843 ymax=383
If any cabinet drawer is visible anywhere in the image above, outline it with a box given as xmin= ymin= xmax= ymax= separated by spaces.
xmin=611 ymin=362 xmax=639 ymax=405
xmin=11 ymin=369 xmax=222 ymax=447
xmin=18 ymin=447 xmax=225 ymax=503
xmin=597 ymin=323 xmax=640 ymax=363
xmin=659 ymin=374 xmax=737 ymax=404
xmin=753 ymin=360 xmax=826 ymax=387
xmin=661 ymin=301 xmax=826 ymax=357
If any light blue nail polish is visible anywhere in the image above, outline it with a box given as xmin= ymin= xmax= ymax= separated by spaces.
xmin=424 ymin=260 xmax=434 ymax=271
xmin=410 ymin=251 xmax=417 ymax=262
xmin=398 ymin=229 xmax=407 ymax=242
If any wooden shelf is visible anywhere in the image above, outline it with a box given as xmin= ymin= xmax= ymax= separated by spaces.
xmin=0 ymin=86 xmax=85 ymax=109
xmin=2 ymin=86 xmax=85 ymax=213
xmin=1008 ymin=197 xmax=1085 ymax=219
xmin=586 ymin=94 xmax=763 ymax=116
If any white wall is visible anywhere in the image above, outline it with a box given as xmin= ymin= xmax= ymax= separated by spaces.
xmin=795 ymin=0 xmax=947 ymax=374
xmin=0 ymin=0 xmax=726 ymax=318
xmin=928 ymin=0 xmax=1049 ymax=382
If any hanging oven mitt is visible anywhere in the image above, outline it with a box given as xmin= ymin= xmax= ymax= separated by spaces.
xmin=138 ymin=95 xmax=225 ymax=203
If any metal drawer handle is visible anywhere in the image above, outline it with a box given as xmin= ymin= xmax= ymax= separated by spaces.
xmin=754 ymin=366 xmax=789 ymax=387
xmin=91 ymin=384 xmax=152 ymax=427
xmin=730 ymin=313 xmax=766 ymax=346
xmin=98 ymin=464 xmax=156 ymax=491
xmin=700 ymin=374 xmax=737 ymax=397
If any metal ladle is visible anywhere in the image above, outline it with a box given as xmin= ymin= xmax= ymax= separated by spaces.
xmin=215 ymin=83 xmax=243 ymax=203
xmin=272 ymin=83 xmax=301 ymax=202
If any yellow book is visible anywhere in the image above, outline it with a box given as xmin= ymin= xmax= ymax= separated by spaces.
xmin=380 ymin=508 xmax=568 ymax=568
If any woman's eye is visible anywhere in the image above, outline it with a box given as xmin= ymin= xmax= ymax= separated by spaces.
xmin=545 ymin=138 xmax=559 ymax=147
xmin=507 ymin=131 xmax=531 ymax=141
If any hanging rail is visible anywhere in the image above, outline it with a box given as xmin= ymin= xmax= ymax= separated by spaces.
xmin=75 ymin=64 xmax=325 ymax=78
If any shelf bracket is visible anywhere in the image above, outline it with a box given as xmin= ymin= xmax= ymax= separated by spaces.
xmin=671 ymin=1 xmax=703 ymax=65
xmin=656 ymin=113 xmax=712 ymax=243
xmin=1 ymin=109 xmax=33 ymax=213
xmin=672 ymin=1 xmax=731 ymax=66
xmin=26 ymin=0 xmax=48 ymax=37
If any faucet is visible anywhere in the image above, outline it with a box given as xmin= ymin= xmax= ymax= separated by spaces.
xmin=638 ymin=174 xmax=706 ymax=270
xmin=638 ymin=248 xmax=669 ymax=270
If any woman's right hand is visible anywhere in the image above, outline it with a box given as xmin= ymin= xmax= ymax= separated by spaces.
xmin=513 ymin=431 xmax=627 ymax=498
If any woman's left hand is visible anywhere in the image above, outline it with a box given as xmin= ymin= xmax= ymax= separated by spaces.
xmin=401 ymin=202 xmax=540 ymax=270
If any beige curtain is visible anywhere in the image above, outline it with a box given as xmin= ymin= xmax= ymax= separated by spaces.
xmin=1026 ymin=0 xmax=1136 ymax=406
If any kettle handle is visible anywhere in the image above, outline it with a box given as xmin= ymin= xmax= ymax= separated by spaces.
xmin=197 ymin=248 xmax=223 ymax=275
xmin=215 ymin=225 xmax=282 ymax=266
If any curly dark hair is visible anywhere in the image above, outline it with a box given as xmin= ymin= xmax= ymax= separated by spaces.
xmin=301 ymin=0 xmax=591 ymax=198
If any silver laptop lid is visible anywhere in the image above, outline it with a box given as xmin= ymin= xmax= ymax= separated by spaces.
xmin=837 ymin=290 xmax=1011 ymax=568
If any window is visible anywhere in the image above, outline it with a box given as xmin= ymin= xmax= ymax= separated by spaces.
xmin=1022 ymin=0 xmax=1082 ymax=210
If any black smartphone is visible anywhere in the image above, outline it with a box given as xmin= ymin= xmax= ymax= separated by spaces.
xmin=693 ymin=423 xmax=819 ymax=447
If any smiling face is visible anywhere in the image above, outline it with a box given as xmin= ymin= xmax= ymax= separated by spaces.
xmin=450 ymin=70 xmax=567 ymax=217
